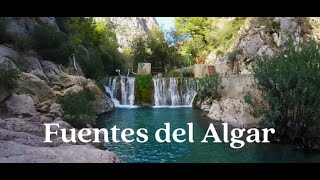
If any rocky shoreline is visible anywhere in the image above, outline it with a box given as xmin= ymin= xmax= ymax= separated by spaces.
xmin=0 ymin=44 xmax=118 ymax=163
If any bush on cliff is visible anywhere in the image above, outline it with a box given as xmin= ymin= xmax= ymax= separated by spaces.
xmin=61 ymin=89 xmax=96 ymax=128
xmin=197 ymin=74 xmax=221 ymax=101
xmin=246 ymin=40 xmax=320 ymax=149
xmin=31 ymin=24 xmax=73 ymax=65
xmin=0 ymin=18 xmax=8 ymax=43
xmin=0 ymin=60 xmax=21 ymax=93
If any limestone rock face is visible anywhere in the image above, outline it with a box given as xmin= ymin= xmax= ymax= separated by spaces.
xmin=14 ymin=73 xmax=56 ymax=104
xmin=0 ymin=140 xmax=119 ymax=163
xmin=3 ymin=17 xmax=59 ymax=42
xmin=206 ymin=75 xmax=261 ymax=128
xmin=108 ymin=17 xmax=159 ymax=51
xmin=4 ymin=94 xmax=38 ymax=117
xmin=207 ymin=98 xmax=259 ymax=128
xmin=85 ymin=81 xmax=114 ymax=114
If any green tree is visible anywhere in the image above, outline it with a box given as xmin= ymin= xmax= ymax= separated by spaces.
xmin=131 ymin=35 xmax=149 ymax=67
xmin=61 ymin=89 xmax=96 ymax=128
xmin=61 ymin=17 xmax=122 ymax=79
xmin=175 ymin=17 xmax=213 ymax=57
xmin=131 ymin=28 xmax=182 ymax=73
xmin=31 ymin=24 xmax=73 ymax=65
xmin=0 ymin=18 xmax=8 ymax=43
xmin=0 ymin=59 xmax=21 ymax=93
xmin=246 ymin=40 xmax=320 ymax=148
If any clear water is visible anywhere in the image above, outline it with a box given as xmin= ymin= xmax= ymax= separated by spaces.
xmin=96 ymin=108 xmax=320 ymax=163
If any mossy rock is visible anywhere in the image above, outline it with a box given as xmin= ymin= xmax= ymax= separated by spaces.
xmin=135 ymin=74 xmax=153 ymax=106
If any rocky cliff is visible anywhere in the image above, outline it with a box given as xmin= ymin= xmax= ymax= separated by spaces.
xmin=0 ymin=17 xmax=118 ymax=163
xmin=201 ymin=17 xmax=320 ymax=128
xmin=108 ymin=17 xmax=159 ymax=51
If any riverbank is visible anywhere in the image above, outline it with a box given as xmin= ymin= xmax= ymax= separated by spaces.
xmin=0 ymin=44 xmax=118 ymax=163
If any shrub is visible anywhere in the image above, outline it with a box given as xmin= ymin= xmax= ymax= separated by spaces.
xmin=15 ymin=36 xmax=34 ymax=52
xmin=246 ymin=40 xmax=320 ymax=147
xmin=182 ymin=69 xmax=194 ymax=77
xmin=0 ymin=59 xmax=21 ymax=93
xmin=197 ymin=74 xmax=221 ymax=100
xmin=31 ymin=24 xmax=72 ymax=65
xmin=61 ymin=89 xmax=96 ymax=128
xmin=0 ymin=18 xmax=9 ymax=43
xmin=164 ymin=70 xmax=181 ymax=77
xmin=135 ymin=74 xmax=153 ymax=105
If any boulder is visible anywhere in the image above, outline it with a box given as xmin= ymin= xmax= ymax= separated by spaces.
xmin=0 ymin=45 xmax=20 ymax=60
xmin=0 ymin=56 xmax=18 ymax=69
xmin=3 ymin=17 xmax=59 ymax=42
xmin=22 ymin=56 xmax=48 ymax=81
xmin=0 ymin=117 xmax=44 ymax=137
xmin=85 ymin=81 xmax=115 ymax=114
xmin=0 ymin=128 xmax=47 ymax=147
xmin=4 ymin=94 xmax=38 ymax=117
xmin=14 ymin=72 xmax=56 ymax=104
xmin=40 ymin=60 xmax=66 ymax=82
xmin=0 ymin=140 xmax=119 ymax=163
xmin=207 ymin=98 xmax=259 ymax=128
xmin=238 ymin=34 xmax=264 ymax=59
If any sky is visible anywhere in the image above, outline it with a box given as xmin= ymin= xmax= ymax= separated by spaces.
xmin=155 ymin=17 xmax=175 ymax=32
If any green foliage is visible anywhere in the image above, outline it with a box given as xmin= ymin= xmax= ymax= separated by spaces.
xmin=197 ymin=74 xmax=221 ymax=100
xmin=247 ymin=40 xmax=320 ymax=146
xmin=135 ymin=74 xmax=153 ymax=105
xmin=175 ymin=17 xmax=246 ymax=59
xmin=175 ymin=17 xmax=213 ymax=58
xmin=15 ymin=36 xmax=34 ymax=52
xmin=61 ymin=89 xmax=96 ymax=128
xmin=0 ymin=60 xmax=21 ymax=93
xmin=131 ymin=28 xmax=182 ymax=73
xmin=31 ymin=24 xmax=73 ymax=65
xmin=131 ymin=36 xmax=149 ymax=66
xmin=164 ymin=70 xmax=181 ymax=77
xmin=56 ymin=17 xmax=122 ymax=79
xmin=208 ymin=17 xmax=246 ymax=54
xmin=0 ymin=18 xmax=8 ymax=43
xmin=182 ymin=69 xmax=194 ymax=77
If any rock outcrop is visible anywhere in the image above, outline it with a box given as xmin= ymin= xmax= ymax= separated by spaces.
xmin=0 ymin=17 xmax=117 ymax=162
xmin=0 ymin=140 xmax=119 ymax=163
xmin=14 ymin=72 xmax=56 ymax=104
xmin=4 ymin=94 xmax=38 ymax=117
xmin=108 ymin=17 xmax=159 ymax=51
xmin=3 ymin=17 xmax=59 ymax=42
xmin=201 ymin=17 xmax=320 ymax=128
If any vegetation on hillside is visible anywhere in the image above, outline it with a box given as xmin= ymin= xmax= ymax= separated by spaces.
xmin=131 ymin=28 xmax=182 ymax=74
xmin=245 ymin=40 xmax=320 ymax=149
xmin=174 ymin=17 xmax=246 ymax=64
xmin=197 ymin=74 xmax=221 ymax=101
xmin=61 ymin=89 xmax=96 ymax=128
xmin=0 ymin=60 xmax=21 ymax=93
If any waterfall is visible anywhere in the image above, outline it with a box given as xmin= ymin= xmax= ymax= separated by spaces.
xmin=127 ymin=77 xmax=135 ymax=105
xmin=105 ymin=76 xmax=197 ymax=107
xmin=105 ymin=76 xmax=135 ymax=107
xmin=153 ymin=77 xmax=197 ymax=107
xmin=120 ymin=77 xmax=128 ymax=105
xmin=105 ymin=77 xmax=120 ymax=107
xmin=153 ymin=78 xmax=167 ymax=106
xmin=169 ymin=78 xmax=180 ymax=106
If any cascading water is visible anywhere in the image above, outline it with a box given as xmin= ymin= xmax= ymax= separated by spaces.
xmin=105 ymin=76 xmax=135 ymax=107
xmin=105 ymin=76 xmax=197 ymax=107
xmin=153 ymin=77 xmax=197 ymax=107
